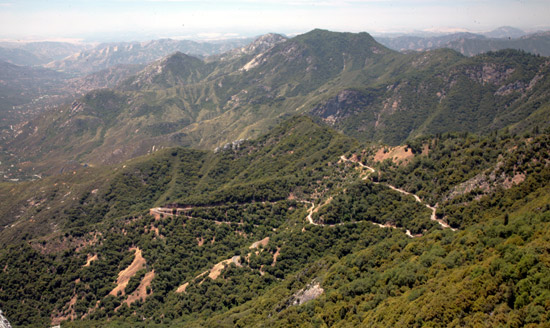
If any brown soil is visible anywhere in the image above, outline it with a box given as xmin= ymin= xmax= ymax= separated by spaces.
xmin=109 ymin=248 xmax=146 ymax=297
xmin=149 ymin=208 xmax=159 ymax=220
xmin=272 ymin=247 xmax=281 ymax=266
xmin=505 ymin=173 xmax=526 ymax=188
xmin=83 ymin=254 xmax=98 ymax=267
xmin=422 ymin=143 xmax=430 ymax=155
xmin=149 ymin=224 xmax=160 ymax=237
xmin=249 ymin=237 xmax=269 ymax=249
xmin=175 ymin=282 xmax=189 ymax=293
xmin=374 ymin=145 xmax=414 ymax=164
xmin=208 ymin=258 xmax=236 ymax=280
xmin=51 ymin=294 xmax=78 ymax=325
xmin=124 ymin=270 xmax=155 ymax=306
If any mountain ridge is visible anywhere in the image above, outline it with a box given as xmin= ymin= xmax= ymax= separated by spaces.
xmin=4 ymin=29 xmax=550 ymax=180
xmin=376 ymin=30 xmax=550 ymax=56
xmin=45 ymin=38 xmax=253 ymax=75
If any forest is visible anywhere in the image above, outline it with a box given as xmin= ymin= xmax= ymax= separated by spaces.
xmin=0 ymin=116 xmax=549 ymax=327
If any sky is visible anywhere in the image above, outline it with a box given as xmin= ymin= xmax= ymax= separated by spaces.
xmin=0 ymin=0 xmax=549 ymax=42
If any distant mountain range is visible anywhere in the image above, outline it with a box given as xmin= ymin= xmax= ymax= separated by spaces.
xmin=1 ymin=28 xmax=550 ymax=328
xmin=4 ymin=29 xmax=550 ymax=180
xmin=0 ymin=38 xmax=254 ymax=135
xmin=483 ymin=26 xmax=528 ymax=39
xmin=45 ymin=38 xmax=254 ymax=75
xmin=0 ymin=60 xmax=69 ymax=130
xmin=375 ymin=29 xmax=550 ymax=56
xmin=0 ymin=41 xmax=90 ymax=66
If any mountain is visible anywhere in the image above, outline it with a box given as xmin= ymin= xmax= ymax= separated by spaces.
xmin=121 ymin=52 xmax=209 ymax=90
xmin=445 ymin=31 xmax=550 ymax=56
xmin=375 ymin=30 xmax=550 ymax=56
xmin=0 ymin=115 xmax=548 ymax=326
xmin=17 ymin=41 xmax=90 ymax=61
xmin=0 ymin=41 xmax=88 ymax=67
xmin=0 ymin=37 xmax=256 ymax=136
xmin=1 ymin=30 xmax=394 ymax=176
xmin=375 ymin=32 xmax=487 ymax=52
xmin=4 ymin=29 xmax=550 ymax=181
xmin=1 ymin=28 xmax=550 ymax=328
xmin=209 ymin=33 xmax=288 ymax=62
xmin=483 ymin=26 xmax=527 ymax=39
xmin=312 ymin=49 xmax=550 ymax=144
xmin=45 ymin=38 xmax=253 ymax=75
xmin=0 ymin=47 xmax=51 ymax=67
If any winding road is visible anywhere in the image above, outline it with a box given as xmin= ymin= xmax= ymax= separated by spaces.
xmin=301 ymin=199 xmax=416 ymax=237
xmin=150 ymin=154 xmax=456 ymax=240
xmin=339 ymin=155 xmax=456 ymax=232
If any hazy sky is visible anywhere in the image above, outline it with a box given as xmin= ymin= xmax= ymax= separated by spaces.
xmin=1 ymin=0 xmax=549 ymax=42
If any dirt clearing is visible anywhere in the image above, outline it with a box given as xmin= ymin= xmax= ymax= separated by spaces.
xmin=109 ymin=248 xmax=146 ymax=297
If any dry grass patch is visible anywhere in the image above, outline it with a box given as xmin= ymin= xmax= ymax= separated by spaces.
xmin=109 ymin=247 xmax=146 ymax=297
xmin=124 ymin=270 xmax=155 ymax=306
xmin=374 ymin=145 xmax=414 ymax=164
xmin=83 ymin=254 xmax=98 ymax=267
xmin=176 ymin=282 xmax=189 ymax=293
xmin=249 ymin=237 xmax=269 ymax=249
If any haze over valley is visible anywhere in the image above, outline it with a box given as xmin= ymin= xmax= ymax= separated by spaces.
xmin=0 ymin=1 xmax=550 ymax=327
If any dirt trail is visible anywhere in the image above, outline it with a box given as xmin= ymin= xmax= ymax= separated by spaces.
xmin=303 ymin=201 xmax=318 ymax=226
xmin=340 ymin=155 xmax=375 ymax=179
xmin=336 ymin=155 xmax=456 ymax=232
xmin=385 ymin=184 xmax=455 ymax=230
xmin=150 ymin=206 xmax=237 ymax=225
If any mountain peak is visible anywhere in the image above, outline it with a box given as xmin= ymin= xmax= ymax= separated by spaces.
xmin=242 ymin=33 xmax=287 ymax=54
xmin=162 ymin=51 xmax=200 ymax=64
xmin=122 ymin=51 xmax=206 ymax=90
xmin=294 ymin=29 xmax=384 ymax=50
xmin=484 ymin=26 xmax=526 ymax=39
xmin=214 ymin=33 xmax=287 ymax=63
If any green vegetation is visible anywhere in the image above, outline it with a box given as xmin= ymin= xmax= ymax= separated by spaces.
xmin=6 ymin=30 xmax=550 ymax=180
xmin=377 ymin=129 xmax=550 ymax=229
xmin=0 ymin=116 xmax=548 ymax=327
xmin=1 ymin=29 xmax=550 ymax=328
xmin=313 ymin=181 xmax=434 ymax=234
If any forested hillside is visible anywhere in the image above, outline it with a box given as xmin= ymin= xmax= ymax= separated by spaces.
xmin=0 ymin=116 xmax=548 ymax=327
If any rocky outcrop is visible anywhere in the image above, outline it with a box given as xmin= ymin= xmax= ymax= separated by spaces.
xmin=215 ymin=33 xmax=288 ymax=63
xmin=310 ymin=89 xmax=374 ymax=124
xmin=0 ymin=310 xmax=12 ymax=328
xmin=289 ymin=281 xmax=324 ymax=306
